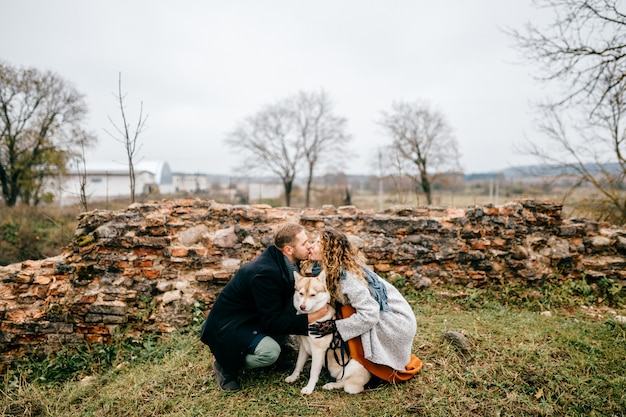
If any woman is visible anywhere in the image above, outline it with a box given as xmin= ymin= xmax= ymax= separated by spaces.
xmin=308 ymin=227 xmax=422 ymax=383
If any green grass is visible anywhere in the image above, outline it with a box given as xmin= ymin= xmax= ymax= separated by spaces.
xmin=2 ymin=284 xmax=626 ymax=417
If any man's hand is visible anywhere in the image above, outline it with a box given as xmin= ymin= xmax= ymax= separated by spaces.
xmin=307 ymin=305 xmax=329 ymax=324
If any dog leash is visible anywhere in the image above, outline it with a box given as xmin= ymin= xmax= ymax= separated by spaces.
xmin=325 ymin=331 xmax=350 ymax=379
xmin=325 ymin=302 xmax=350 ymax=379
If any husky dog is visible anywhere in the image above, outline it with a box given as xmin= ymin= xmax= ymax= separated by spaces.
xmin=285 ymin=271 xmax=371 ymax=395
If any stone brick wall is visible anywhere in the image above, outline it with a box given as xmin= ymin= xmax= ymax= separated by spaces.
xmin=1 ymin=198 xmax=625 ymax=367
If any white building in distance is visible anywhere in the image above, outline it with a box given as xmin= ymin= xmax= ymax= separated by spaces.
xmin=47 ymin=160 xmax=287 ymax=206
xmin=172 ymin=172 xmax=211 ymax=194
xmin=53 ymin=161 xmax=174 ymax=205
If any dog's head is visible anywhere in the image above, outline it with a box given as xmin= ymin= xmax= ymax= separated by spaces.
xmin=293 ymin=271 xmax=330 ymax=314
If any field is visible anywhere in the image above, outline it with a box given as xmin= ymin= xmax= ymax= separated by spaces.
xmin=2 ymin=282 xmax=625 ymax=417
xmin=2 ymin=175 xmax=626 ymax=416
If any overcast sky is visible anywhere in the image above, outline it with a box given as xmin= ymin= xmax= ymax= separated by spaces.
xmin=2 ymin=1 xmax=550 ymax=176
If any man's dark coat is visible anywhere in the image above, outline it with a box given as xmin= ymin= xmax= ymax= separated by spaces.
xmin=200 ymin=245 xmax=308 ymax=373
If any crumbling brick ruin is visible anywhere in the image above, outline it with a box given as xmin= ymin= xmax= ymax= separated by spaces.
xmin=1 ymin=198 xmax=625 ymax=368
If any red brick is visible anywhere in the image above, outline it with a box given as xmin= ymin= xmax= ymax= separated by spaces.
xmin=133 ymin=259 xmax=153 ymax=267
xmin=142 ymin=269 xmax=161 ymax=279
xmin=170 ymin=247 xmax=188 ymax=257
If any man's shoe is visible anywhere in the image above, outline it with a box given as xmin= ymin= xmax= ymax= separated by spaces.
xmin=212 ymin=361 xmax=241 ymax=392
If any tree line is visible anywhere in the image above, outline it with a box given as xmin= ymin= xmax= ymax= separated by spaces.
xmin=225 ymin=90 xmax=460 ymax=206
xmin=0 ymin=60 xmax=462 ymax=210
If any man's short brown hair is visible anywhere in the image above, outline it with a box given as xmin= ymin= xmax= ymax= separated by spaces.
xmin=274 ymin=223 xmax=305 ymax=250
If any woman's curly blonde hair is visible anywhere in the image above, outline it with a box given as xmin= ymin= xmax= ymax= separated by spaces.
xmin=318 ymin=228 xmax=366 ymax=305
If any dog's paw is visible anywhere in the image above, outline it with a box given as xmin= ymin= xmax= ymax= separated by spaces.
xmin=322 ymin=382 xmax=339 ymax=391
xmin=300 ymin=385 xmax=315 ymax=395
xmin=284 ymin=373 xmax=299 ymax=383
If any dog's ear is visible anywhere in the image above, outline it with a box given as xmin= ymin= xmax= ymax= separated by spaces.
xmin=293 ymin=271 xmax=303 ymax=283
xmin=314 ymin=270 xmax=326 ymax=283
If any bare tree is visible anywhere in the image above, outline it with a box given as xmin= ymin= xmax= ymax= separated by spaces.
xmin=378 ymin=100 xmax=460 ymax=205
xmin=227 ymin=91 xmax=351 ymax=207
xmin=510 ymin=0 xmax=626 ymax=223
xmin=293 ymin=90 xmax=351 ymax=207
xmin=509 ymin=0 xmax=626 ymax=112
xmin=226 ymin=101 xmax=301 ymax=206
xmin=522 ymin=81 xmax=626 ymax=223
xmin=0 ymin=62 xmax=95 ymax=206
xmin=105 ymin=72 xmax=147 ymax=204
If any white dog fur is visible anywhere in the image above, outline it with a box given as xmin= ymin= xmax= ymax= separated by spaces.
xmin=285 ymin=271 xmax=371 ymax=394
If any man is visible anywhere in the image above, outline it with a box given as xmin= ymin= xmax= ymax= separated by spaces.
xmin=200 ymin=223 xmax=327 ymax=392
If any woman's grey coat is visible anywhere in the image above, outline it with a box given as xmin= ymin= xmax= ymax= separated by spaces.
xmin=335 ymin=272 xmax=417 ymax=370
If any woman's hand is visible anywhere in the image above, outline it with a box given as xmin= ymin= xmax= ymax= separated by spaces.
xmin=308 ymin=319 xmax=337 ymax=337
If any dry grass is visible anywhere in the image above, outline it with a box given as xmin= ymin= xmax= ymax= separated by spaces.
xmin=2 ymin=283 xmax=625 ymax=417
xmin=0 ymin=205 xmax=78 ymax=265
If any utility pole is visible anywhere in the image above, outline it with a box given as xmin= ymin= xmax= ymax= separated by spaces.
xmin=378 ymin=150 xmax=383 ymax=211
